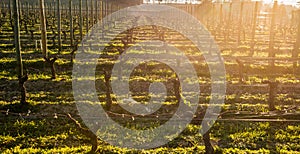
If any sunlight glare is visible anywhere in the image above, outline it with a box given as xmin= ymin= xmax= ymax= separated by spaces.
xmin=260 ymin=0 xmax=299 ymax=7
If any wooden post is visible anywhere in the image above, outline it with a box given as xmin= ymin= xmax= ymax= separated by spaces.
xmin=61 ymin=3 xmax=63 ymax=14
xmin=95 ymin=0 xmax=98 ymax=22
xmin=291 ymin=10 xmax=295 ymax=27
xmin=106 ymin=0 xmax=109 ymax=17
xmin=250 ymin=1 xmax=259 ymax=56
xmin=0 ymin=2 xmax=2 ymax=15
xmin=105 ymin=0 xmax=108 ymax=18
xmin=192 ymin=3 xmax=195 ymax=17
xmin=112 ymin=0 xmax=115 ymax=14
xmin=109 ymin=0 xmax=112 ymax=21
xmin=211 ymin=4 xmax=215 ymax=29
xmin=57 ymin=0 xmax=62 ymax=52
xmin=268 ymin=81 xmax=278 ymax=111
xmin=9 ymin=0 xmax=13 ymax=28
xmin=86 ymin=0 xmax=89 ymax=33
xmin=101 ymin=0 xmax=105 ymax=38
xmin=29 ymin=1 xmax=32 ymax=13
xmin=46 ymin=2 xmax=50 ymax=15
xmin=35 ymin=2 xmax=38 ymax=19
xmin=40 ymin=0 xmax=57 ymax=79
xmin=65 ymin=2 xmax=67 ymax=15
xmin=18 ymin=0 xmax=21 ymax=21
xmin=26 ymin=2 xmax=29 ymax=19
xmin=90 ymin=0 xmax=93 ymax=26
xmin=237 ymin=1 xmax=244 ymax=46
xmin=40 ymin=0 xmax=47 ymax=58
xmin=79 ymin=0 xmax=83 ymax=40
xmin=219 ymin=3 xmax=223 ymax=24
xmin=99 ymin=0 xmax=103 ymax=20
xmin=293 ymin=10 xmax=300 ymax=72
xmin=13 ymin=0 xmax=27 ymax=105
xmin=268 ymin=1 xmax=278 ymax=67
xmin=52 ymin=0 xmax=55 ymax=17
xmin=49 ymin=1 xmax=52 ymax=16
xmin=69 ymin=0 xmax=73 ymax=47
xmin=1 ymin=2 xmax=4 ymax=12
xmin=223 ymin=2 xmax=232 ymax=48
xmin=100 ymin=0 xmax=103 ymax=20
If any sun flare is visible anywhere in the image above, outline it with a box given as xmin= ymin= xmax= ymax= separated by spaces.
xmin=260 ymin=0 xmax=299 ymax=6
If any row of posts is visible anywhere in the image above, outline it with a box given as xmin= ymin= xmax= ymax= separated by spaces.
xmin=1 ymin=0 xmax=119 ymax=51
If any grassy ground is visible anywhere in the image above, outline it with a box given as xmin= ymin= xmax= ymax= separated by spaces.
xmin=1 ymin=46 xmax=300 ymax=153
